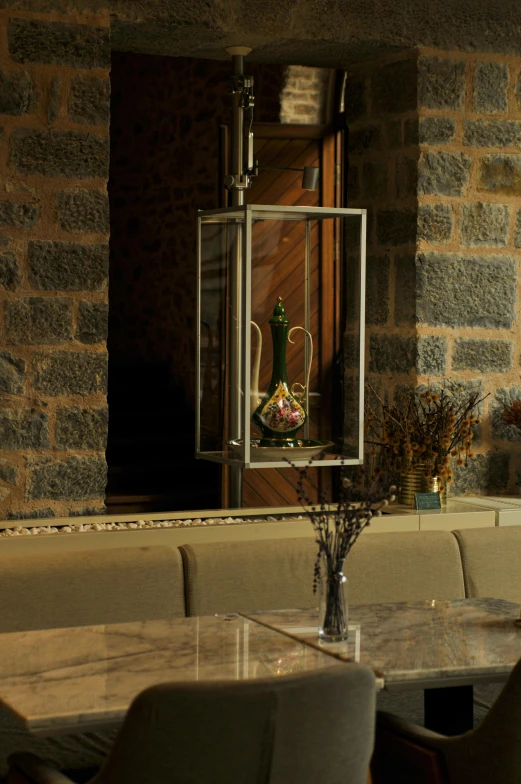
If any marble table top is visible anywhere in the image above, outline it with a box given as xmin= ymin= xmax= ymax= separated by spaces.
xmin=243 ymin=598 xmax=521 ymax=691
xmin=0 ymin=615 xmax=342 ymax=735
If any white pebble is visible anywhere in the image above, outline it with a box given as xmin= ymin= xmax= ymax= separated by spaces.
xmin=193 ymin=519 xmax=202 ymax=524
xmin=61 ymin=526 xmax=72 ymax=533
xmin=13 ymin=526 xmax=22 ymax=532
xmin=30 ymin=527 xmax=39 ymax=535
xmin=128 ymin=523 xmax=138 ymax=529
xmin=93 ymin=523 xmax=104 ymax=531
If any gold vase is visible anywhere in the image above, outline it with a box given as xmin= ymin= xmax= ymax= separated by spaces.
xmin=398 ymin=465 xmax=447 ymax=506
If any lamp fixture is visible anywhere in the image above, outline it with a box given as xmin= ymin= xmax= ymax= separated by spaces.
xmin=223 ymin=46 xmax=320 ymax=197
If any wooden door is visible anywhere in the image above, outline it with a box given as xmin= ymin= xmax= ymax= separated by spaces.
xmin=240 ymin=124 xmax=337 ymax=508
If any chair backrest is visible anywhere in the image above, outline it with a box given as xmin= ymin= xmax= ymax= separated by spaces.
xmin=91 ymin=664 xmax=376 ymax=784
xmin=441 ymin=656 xmax=521 ymax=784
xmin=179 ymin=530 xmax=465 ymax=616
xmin=0 ymin=546 xmax=185 ymax=632
xmin=453 ymin=526 xmax=521 ymax=603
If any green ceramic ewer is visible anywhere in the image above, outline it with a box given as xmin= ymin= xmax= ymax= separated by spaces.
xmin=251 ymin=298 xmax=312 ymax=448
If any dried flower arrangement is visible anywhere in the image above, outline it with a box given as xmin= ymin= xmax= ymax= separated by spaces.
xmin=501 ymin=400 xmax=521 ymax=431
xmin=288 ymin=459 xmax=395 ymax=640
xmin=365 ymin=386 xmax=488 ymax=485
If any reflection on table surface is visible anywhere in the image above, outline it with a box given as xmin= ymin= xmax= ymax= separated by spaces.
xmin=244 ymin=598 xmax=521 ymax=690
xmin=0 ymin=614 xmax=342 ymax=735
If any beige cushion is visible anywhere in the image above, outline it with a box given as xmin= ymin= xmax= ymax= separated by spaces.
xmin=179 ymin=530 xmax=465 ymax=616
xmin=453 ymin=526 xmax=521 ymax=604
xmin=0 ymin=546 xmax=185 ymax=632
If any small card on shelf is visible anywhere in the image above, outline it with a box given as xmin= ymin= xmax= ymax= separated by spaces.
xmin=414 ymin=492 xmax=442 ymax=510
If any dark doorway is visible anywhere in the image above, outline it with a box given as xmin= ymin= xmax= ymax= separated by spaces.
xmin=106 ymin=52 xmax=286 ymax=514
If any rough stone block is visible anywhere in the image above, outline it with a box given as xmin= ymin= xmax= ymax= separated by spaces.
xmin=373 ymin=59 xmax=417 ymax=114
xmin=464 ymin=120 xmax=521 ymax=147
xmin=32 ymin=351 xmax=108 ymax=396
xmin=344 ymin=74 xmax=366 ymax=123
xmin=479 ymin=155 xmax=521 ymax=196
xmin=515 ymin=209 xmax=521 ymax=248
xmin=473 ymin=62 xmax=508 ymax=113
xmin=0 ymin=201 xmax=39 ymax=228
xmin=419 ymin=117 xmax=455 ymax=144
xmin=404 ymin=118 xmax=418 ymax=146
xmin=452 ymin=451 xmax=509 ymax=496
xmin=395 ymin=157 xmax=417 ymax=199
xmin=369 ymin=334 xmax=416 ymax=374
xmin=394 ymin=255 xmax=416 ymax=326
xmin=5 ymin=297 xmax=73 ymax=345
xmin=10 ymin=129 xmax=109 ymax=179
xmin=7 ymin=508 xmax=55 ymax=520
xmin=28 ymin=241 xmax=108 ymax=291
xmin=491 ymin=386 xmax=521 ymax=441
xmin=344 ymin=333 xmax=359 ymax=369
xmin=0 ymin=459 xmax=17 ymax=485
xmin=55 ymin=189 xmax=109 ymax=233
xmin=453 ymin=338 xmax=513 ymax=372
xmin=8 ymin=19 xmax=110 ymax=68
xmin=0 ymin=68 xmax=33 ymax=115
xmin=347 ymin=165 xmax=360 ymax=200
xmin=418 ymin=204 xmax=453 ymax=243
xmin=69 ymin=505 xmax=106 ymax=517
xmin=362 ymin=162 xmax=388 ymax=199
xmin=386 ymin=120 xmax=402 ymax=149
xmin=0 ymin=251 xmax=21 ymax=290
xmin=418 ymin=56 xmax=466 ymax=109
xmin=348 ymin=126 xmax=380 ymax=155
xmin=416 ymin=252 xmax=516 ymax=328
xmin=416 ymin=336 xmax=447 ymax=376
xmin=418 ymin=151 xmax=471 ymax=196
xmin=366 ymin=255 xmax=390 ymax=325
xmin=460 ymin=202 xmax=509 ymax=247
xmin=0 ymin=409 xmax=49 ymax=449
xmin=0 ymin=351 xmax=25 ymax=394
xmin=26 ymin=455 xmax=107 ymax=501
xmin=47 ymin=76 xmax=61 ymax=124
xmin=76 ymin=301 xmax=108 ymax=344
xmin=376 ymin=210 xmax=416 ymax=246
xmin=68 ymin=76 xmax=110 ymax=126
xmin=55 ymin=406 xmax=108 ymax=450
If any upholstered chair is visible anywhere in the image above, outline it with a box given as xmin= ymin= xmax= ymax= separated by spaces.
xmin=372 ymin=657 xmax=521 ymax=784
xmin=8 ymin=664 xmax=376 ymax=784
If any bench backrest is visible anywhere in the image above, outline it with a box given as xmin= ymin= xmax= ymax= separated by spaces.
xmin=179 ymin=530 xmax=466 ymax=616
xmin=0 ymin=545 xmax=185 ymax=632
xmin=453 ymin=526 xmax=521 ymax=604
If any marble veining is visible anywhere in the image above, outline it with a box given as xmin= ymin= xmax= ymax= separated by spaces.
xmin=0 ymin=615 xmax=342 ymax=735
xmin=244 ymin=598 xmax=521 ymax=689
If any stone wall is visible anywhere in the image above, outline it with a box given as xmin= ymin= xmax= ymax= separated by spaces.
xmin=0 ymin=6 xmax=110 ymax=519
xmin=280 ymin=66 xmax=331 ymax=124
xmin=346 ymin=49 xmax=521 ymax=495
xmin=344 ymin=52 xmax=419 ymax=419
xmin=109 ymin=54 xmax=286 ymax=406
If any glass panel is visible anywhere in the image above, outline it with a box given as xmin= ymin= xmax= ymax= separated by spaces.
xmin=197 ymin=207 xmax=365 ymax=469
xmin=198 ymin=218 xmax=238 ymax=455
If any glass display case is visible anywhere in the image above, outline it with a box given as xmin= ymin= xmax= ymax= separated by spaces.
xmin=196 ymin=204 xmax=366 ymax=469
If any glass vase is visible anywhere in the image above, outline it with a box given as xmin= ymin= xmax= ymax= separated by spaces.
xmin=318 ymin=555 xmax=348 ymax=643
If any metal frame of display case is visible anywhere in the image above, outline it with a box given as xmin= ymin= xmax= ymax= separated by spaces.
xmin=196 ymin=203 xmax=366 ymax=469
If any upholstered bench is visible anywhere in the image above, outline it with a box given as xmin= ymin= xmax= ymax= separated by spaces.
xmin=0 ymin=546 xmax=185 ymax=778
xmin=178 ymin=529 xmax=466 ymax=616
xmin=453 ymin=526 xmax=521 ymax=604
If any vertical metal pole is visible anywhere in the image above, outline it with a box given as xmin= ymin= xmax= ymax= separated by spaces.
xmin=304 ymin=219 xmax=311 ymax=440
xmin=227 ymin=49 xmax=248 ymax=508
